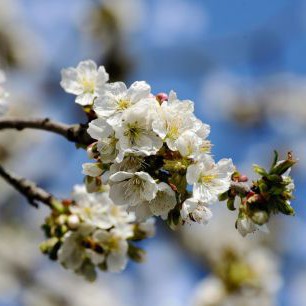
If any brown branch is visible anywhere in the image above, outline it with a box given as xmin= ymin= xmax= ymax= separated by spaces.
xmin=0 ymin=118 xmax=93 ymax=146
xmin=0 ymin=165 xmax=61 ymax=210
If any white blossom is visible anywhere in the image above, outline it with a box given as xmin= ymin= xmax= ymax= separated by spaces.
xmin=236 ymin=214 xmax=269 ymax=237
xmin=109 ymin=156 xmax=144 ymax=175
xmin=129 ymin=182 xmax=177 ymax=220
xmin=93 ymin=229 xmax=129 ymax=272
xmin=56 ymin=184 xmax=155 ymax=276
xmin=88 ymin=118 xmax=118 ymax=163
xmin=58 ymin=224 xmax=98 ymax=270
xmin=114 ymin=100 xmax=163 ymax=161
xmin=71 ymin=185 xmax=137 ymax=229
xmin=60 ymin=60 xmax=109 ymax=106
xmin=191 ymin=277 xmax=226 ymax=306
xmin=137 ymin=218 xmax=156 ymax=237
xmin=176 ymin=130 xmax=211 ymax=158
xmin=152 ymin=91 xmax=209 ymax=151
xmin=181 ymin=198 xmax=213 ymax=224
xmin=236 ymin=217 xmax=258 ymax=237
xmin=109 ymin=171 xmax=158 ymax=207
xmin=93 ymin=81 xmax=151 ymax=126
xmin=189 ymin=237 xmax=282 ymax=306
xmin=187 ymin=154 xmax=234 ymax=203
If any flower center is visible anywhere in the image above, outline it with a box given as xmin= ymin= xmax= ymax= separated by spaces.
xmin=82 ymin=78 xmax=95 ymax=93
xmin=124 ymin=122 xmax=145 ymax=145
xmin=166 ymin=118 xmax=182 ymax=140
xmin=199 ymin=174 xmax=217 ymax=184
xmin=117 ymin=99 xmax=131 ymax=110
xmin=83 ymin=206 xmax=93 ymax=219
xmin=103 ymin=236 xmax=120 ymax=252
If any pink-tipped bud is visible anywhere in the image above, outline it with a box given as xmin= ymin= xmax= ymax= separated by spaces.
xmin=238 ymin=175 xmax=248 ymax=182
xmin=156 ymin=92 xmax=168 ymax=104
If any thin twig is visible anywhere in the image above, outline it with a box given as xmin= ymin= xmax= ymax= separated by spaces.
xmin=0 ymin=118 xmax=93 ymax=146
xmin=0 ymin=165 xmax=59 ymax=209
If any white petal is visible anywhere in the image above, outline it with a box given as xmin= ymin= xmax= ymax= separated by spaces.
xmin=109 ymin=171 xmax=134 ymax=183
xmin=127 ymin=81 xmax=151 ymax=102
xmin=109 ymin=182 xmax=131 ymax=206
xmin=186 ymin=164 xmax=201 ymax=185
xmin=60 ymin=68 xmax=83 ymax=95
xmin=148 ymin=183 xmax=176 ymax=216
xmin=87 ymin=118 xmax=113 ymax=140
xmin=82 ymin=163 xmax=102 ymax=177
xmin=181 ymin=198 xmax=198 ymax=220
xmin=107 ymin=252 xmax=128 ymax=272
xmin=95 ymin=66 xmax=109 ymax=92
xmin=77 ymin=60 xmax=97 ymax=74
xmin=128 ymin=202 xmax=153 ymax=221
xmin=75 ymin=92 xmax=95 ymax=106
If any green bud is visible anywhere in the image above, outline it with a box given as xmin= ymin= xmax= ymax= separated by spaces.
xmin=128 ymin=244 xmax=146 ymax=263
xmin=259 ymin=182 xmax=268 ymax=193
xmin=270 ymin=159 xmax=296 ymax=176
xmin=276 ymin=200 xmax=295 ymax=216
xmin=78 ymin=260 xmax=97 ymax=282
xmin=267 ymin=174 xmax=282 ymax=183
xmin=48 ymin=240 xmax=62 ymax=261
xmin=167 ymin=209 xmax=181 ymax=230
xmin=218 ymin=191 xmax=229 ymax=202
xmin=39 ymin=237 xmax=59 ymax=254
xmin=253 ymin=164 xmax=268 ymax=177
xmin=251 ymin=210 xmax=269 ymax=225
xmin=227 ymin=198 xmax=236 ymax=211
xmin=169 ymin=173 xmax=187 ymax=195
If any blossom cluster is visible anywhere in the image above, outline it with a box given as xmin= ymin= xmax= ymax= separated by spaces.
xmin=0 ymin=70 xmax=8 ymax=116
xmin=191 ymin=248 xmax=281 ymax=306
xmin=182 ymin=209 xmax=282 ymax=306
xmin=40 ymin=185 xmax=155 ymax=280
xmin=60 ymin=60 xmax=235 ymax=227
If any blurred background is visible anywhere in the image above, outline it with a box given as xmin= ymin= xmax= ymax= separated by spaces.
xmin=0 ymin=0 xmax=306 ymax=305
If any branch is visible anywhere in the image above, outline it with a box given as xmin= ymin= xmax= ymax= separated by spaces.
xmin=0 ymin=165 xmax=60 ymax=209
xmin=0 ymin=118 xmax=93 ymax=146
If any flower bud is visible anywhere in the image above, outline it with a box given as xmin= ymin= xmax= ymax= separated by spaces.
xmin=67 ymin=214 xmax=80 ymax=229
xmin=238 ymin=175 xmax=248 ymax=182
xmin=251 ymin=210 xmax=269 ymax=225
xmin=87 ymin=142 xmax=99 ymax=159
xmin=128 ymin=244 xmax=146 ymax=263
xmin=156 ymin=92 xmax=168 ymax=104
xmin=56 ymin=215 xmax=67 ymax=225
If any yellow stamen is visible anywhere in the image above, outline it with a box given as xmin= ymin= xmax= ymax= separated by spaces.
xmin=200 ymin=174 xmax=217 ymax=184
xmin=117 ymin=99 xmax=131 ymax=110
xmin=82 ymin=79 xmax=95 ymax=93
